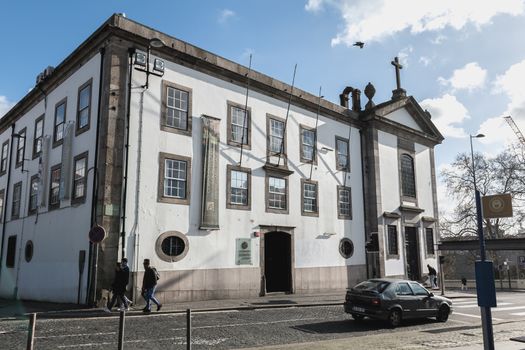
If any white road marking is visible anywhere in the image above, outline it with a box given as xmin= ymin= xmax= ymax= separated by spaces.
xmin=453 ymin=312 xmax=503 ymax=321
xmin=492 ymin=306 xmax=525 ymax=312
xmin=36 ymin=332 xmax=116 ymax=339
xmin=510 ymin=311 xmax=525 ymax=316
xmin=455 ymin=302 xmax=512 ymax=309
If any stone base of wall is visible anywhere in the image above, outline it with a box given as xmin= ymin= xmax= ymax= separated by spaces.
xmin=131 ymin=264 xmax=367 ymax=303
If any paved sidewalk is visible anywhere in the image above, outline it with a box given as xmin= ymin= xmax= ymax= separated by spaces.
xmin=0 ymin=289 xmax=476 ymax=319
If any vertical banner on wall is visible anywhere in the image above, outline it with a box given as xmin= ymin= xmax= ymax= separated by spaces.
xmin=200 ymin=115 xmax=220 ymax=230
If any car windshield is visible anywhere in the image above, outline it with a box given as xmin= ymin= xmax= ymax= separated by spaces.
xmin=353 ymin=280 xmax=390 ymax=293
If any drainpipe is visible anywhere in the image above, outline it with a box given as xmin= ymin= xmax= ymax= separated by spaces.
xmin=86 ymin=47 xmax=106 ymax=306
xmin=120 ymin=48 xmax=135 ymax=260
xmin=0 ymin=124 xmax=17 ymax=284
xmin=359 ymin=129 xmax=370 ymax=279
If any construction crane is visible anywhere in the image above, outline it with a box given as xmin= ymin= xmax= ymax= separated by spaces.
xmin=503 ymin=115 xmax=525 ymax=146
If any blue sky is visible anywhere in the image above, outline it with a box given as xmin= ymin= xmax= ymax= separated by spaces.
xmin=1 ymin=0 xmax=525 ymax=212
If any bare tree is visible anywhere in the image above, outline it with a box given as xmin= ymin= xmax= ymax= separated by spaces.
xmin=440 ymin=144 xmax=525 ymax=240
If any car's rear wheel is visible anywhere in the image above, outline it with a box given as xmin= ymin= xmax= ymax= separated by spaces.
xmin=351 ymin=313 xmax=365 ymax=321
xmin=436 ymin=305 xmax=450 ymax=322
xmin=388 ymin=309 xmax=402 ymax=327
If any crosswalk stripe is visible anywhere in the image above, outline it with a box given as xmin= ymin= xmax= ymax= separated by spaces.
xmin=510 ymin=312 xmax=525 ymax=316
xmin=492 ymin=306 xmax=525 ymax=312
xmin=455 ymin=302 xmax=512 ymax=309
xmin=453 ymin=312 xmax=503 ymax=321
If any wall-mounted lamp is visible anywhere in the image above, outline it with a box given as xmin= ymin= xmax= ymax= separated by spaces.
xmin=134 ymin=38 xmax=167 ymax=89
xmin=320 ymin=146 xmax=333 ymax=153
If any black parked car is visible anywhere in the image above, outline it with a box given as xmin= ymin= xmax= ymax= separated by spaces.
xmin=344 ymin=279 xmax=453 ymax=327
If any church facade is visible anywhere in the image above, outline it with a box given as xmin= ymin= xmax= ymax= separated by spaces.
xmin=0 ymin=14 xmax=443 ymax=304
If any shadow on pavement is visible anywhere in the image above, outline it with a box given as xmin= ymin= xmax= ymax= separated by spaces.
xmin=291 ymin=317 xmax=445 ymax=334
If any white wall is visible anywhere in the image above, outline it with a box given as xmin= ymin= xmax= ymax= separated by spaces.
xmin=124 ymin=54 xmax=366 ymax=276
xmin=0 ymin=53 xmax=101 ymax=302
xmin=377 ymin=120 xmax=438 ymax=277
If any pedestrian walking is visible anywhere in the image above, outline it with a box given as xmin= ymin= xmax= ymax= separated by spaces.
xmin=104 ymin=262 xmax=129 ymax=312
xmin=461 ymin=277 xmax=467 ymax=291
xmin=141 ymin=258 xmax=162 ymax=313
xmin=120 ymin=258 xmax=133 ymax=307
xmin=427 ymin=264 xmax=437 ymax=289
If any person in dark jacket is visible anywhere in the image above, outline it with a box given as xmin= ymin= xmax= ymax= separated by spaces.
xmin=427 ymin=264 xmax=437 ymax=289
xmin=141 ymin=259 xmax=162 ymax=313
xmin=104 ymin=262 xmax=129 ymax=312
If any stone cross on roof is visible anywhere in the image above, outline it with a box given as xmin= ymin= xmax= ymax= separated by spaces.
xmin=391 ymin=56 xmax=403 ymax=90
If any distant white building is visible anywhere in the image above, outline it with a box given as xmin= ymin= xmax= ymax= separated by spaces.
xmin=0 ymin=14 xmax=443 ymax=304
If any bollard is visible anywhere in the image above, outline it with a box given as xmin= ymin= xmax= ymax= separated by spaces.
xmin=26 ymin=313 xmax=36 ymax=350
xmin=186 ymin=308 xmax=191 ymax=350
xmin=118 ymin=310 xmax=125 ymax=350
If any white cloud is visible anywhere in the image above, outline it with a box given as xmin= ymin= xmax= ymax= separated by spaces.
xmin=305 ymin=0 xmax=326 ymax=12
xmin=420 ymin=94 xmax=470 ymax=138
xmin=398 ymin=46 xmax=413 ymax=67
xmin=218 ymin=9 xmax=235 ymax=24
xmin=431 ymin=34 xmax=447 ymax=44
xmin=0 ymin=96 xmax=14 ymax=119
xmin=478 ymin=59 xmax=525 ymax=147
xmin=306 ymin=0 xmax=525 ymax=46
xmin=493 ymin=59 xmax=525 ymax=118
xmin=419 ymin=56 xmax=431 ymax=66
xmin=438 ymin=62 xmax=487 ymax=92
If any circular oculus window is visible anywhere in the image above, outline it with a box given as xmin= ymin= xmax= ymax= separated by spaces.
xmin=155 ymin=231 xmax=189 ymax=262
xmin=339 ymin=238 xmax=354 ymax=259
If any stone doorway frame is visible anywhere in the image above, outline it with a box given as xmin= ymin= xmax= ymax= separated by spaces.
xmin=258 ymin=225 xmax=295 ymax=296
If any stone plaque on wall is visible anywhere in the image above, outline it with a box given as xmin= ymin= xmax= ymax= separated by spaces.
xmin=200 ymin=115 xmax=220 ymax=229
xmin=236 ymin=238 xmax=252 ymax=265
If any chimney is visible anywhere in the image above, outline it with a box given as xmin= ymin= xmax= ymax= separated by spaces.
xmin=339 ymin=86 xmax=353 ymax=108
xmin=351 ymin=89 xmax=361 ymax=112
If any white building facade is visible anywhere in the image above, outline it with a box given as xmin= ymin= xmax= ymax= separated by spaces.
xmin=0 ymin=15 xmax=443 ymax=304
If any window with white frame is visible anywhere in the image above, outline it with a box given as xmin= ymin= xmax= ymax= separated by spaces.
xmin=302 ymin=181 xmax=318 ymax=214
xmin=54 ymin=99 xmax=66 ymax=145
xmin=158 ymin=153 xmax=191 ymax=205
xmin=268 ymin=176 xmax=286 ymax=210
xmin=269 ymin=118 xmax=285 ymax=155
xmin=77 ymin=80 xmax=92 ymax=131
xmin=301 ymin=127 xmax=315 ymax=163
xmin=166 ymin=86 xmax=189 ymax=130
xmin=337 ymin=186 xmax=352 ymax=219
xmin=28 ymin=175 xmax=39 ymax=215
xmin=230 ymin=106 xmax=249 ymax=145
xmin=33 ymin=116 xmax=44 ymax=157
xmin=49 ymin=165 xmax=61 ymax=209
xmin=12 ymin=182 xmax=22 ymax=219
xmin=15 ymin=129 xmax=26 ymax=167
xmin=1 ymin=141 xmax=9 ymax=174
xmin=72 ymin=153 xmax=88 ymax=202
xmin=230 ymin=170 xmax=248 ymax=205
xmin=336 ymin=137 xmax=349 ymax=170
xmin=164 ymin=159 xmax=187 ymax=199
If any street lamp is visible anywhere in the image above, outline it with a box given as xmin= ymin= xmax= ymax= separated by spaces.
xmin=470 ymin=133 xmax=495 ymax=350
xmin=133 ymin=38 xmax=166 ymax=89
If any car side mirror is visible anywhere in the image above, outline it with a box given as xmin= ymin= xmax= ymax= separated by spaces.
xmin=428 ymin=292 xmax=434 ymax=297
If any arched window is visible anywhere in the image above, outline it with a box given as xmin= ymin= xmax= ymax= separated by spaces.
xmin=401 ymin=154 xmax=416 ymax=198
